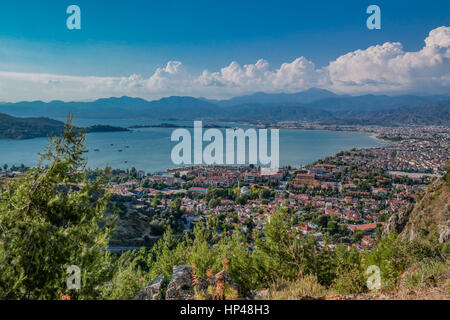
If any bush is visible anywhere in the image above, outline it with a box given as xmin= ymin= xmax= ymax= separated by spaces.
xmin=103 ymin=251 xmax=149 ymax=300
xmin=267 ymin=275 xmax=328 ymax=299
xmin=331 ymin=245 xmax=366 ymax=294
xmin=401 ymin=258 xmax=449 ymax=291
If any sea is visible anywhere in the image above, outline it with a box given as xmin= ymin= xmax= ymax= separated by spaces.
xmin=0 ymin=118 xmax=386 ymax=173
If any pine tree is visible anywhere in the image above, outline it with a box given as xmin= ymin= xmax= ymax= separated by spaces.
xmin=0 ymin=115 xmax=116 ymax=299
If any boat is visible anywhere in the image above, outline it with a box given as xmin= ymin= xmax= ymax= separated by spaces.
xmin=94 ymin=149 xmax=100 ymax=152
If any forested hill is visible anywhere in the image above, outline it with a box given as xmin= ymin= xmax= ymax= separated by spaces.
xmin=0 ymin=112 xmax=129 ymax=140
xmin=1 ymin=90 xmax=449 ymax=125
xmin=0 ymin=112 xmax=64 ymax=139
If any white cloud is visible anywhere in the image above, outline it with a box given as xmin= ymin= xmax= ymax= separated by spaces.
xmin=0 ymin=26 xmax=449 ymax=102
xmin=326 ymin=26 xmax=450 ymax=94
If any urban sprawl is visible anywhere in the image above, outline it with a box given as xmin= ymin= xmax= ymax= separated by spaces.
xmin=2 ymin=125 xmax=448 ymax=251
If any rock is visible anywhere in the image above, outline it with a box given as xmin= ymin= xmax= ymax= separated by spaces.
xmin=248 ymin=289 xmax=269 ymax=300
xmin=383 ymin=178 xmax=450 ymax=242
xmin=382 ymin=204 xmax=413 ymax=237
xmin=133 ymin=274 xmax=165 ymax=300
xmin=439 ymin=226 xmax=450 ymax=243
xmin=165 ymin=265 xmax=195 ymax=300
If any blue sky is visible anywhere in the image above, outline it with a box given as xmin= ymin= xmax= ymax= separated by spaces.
xmin=0 ymin=0 xmax=449 ymax=101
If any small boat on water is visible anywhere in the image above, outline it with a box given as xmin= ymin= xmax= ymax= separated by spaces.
xmin=118 ymin=149 xmax=123 ymax=152
xmin=124 ymin=160 xmax=128 ymax=163
xmin=94 ymin=149 xmax=100 ymax=152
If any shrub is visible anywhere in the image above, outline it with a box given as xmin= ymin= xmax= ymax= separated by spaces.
xmin=267 ymin=275 xmax=328 ymax=299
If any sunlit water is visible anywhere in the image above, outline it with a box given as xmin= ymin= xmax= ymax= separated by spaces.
xmin=0 ymin=119 xmax=386 ymax=173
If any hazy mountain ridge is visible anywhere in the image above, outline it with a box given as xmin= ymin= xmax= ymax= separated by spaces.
xmin=0 ymin=89 xmax=449 ymax=125
xmin=203 ymin=88 xmax=341 ymax=106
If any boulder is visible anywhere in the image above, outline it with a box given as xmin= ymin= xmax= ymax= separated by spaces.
xmin=382 ymin=204 xmax=413 ymax=237
xmin=439 ymin=226 xmax=450 ymax=243
xmin=133 ymin=274 xmax=165 ymax=300
xmin=165 ymin=265 xmax=195 ymax=300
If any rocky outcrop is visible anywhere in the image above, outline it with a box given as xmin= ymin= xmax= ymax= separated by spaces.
xmin=382 ymin=204 xmax=413 ymax=237
xmin=439 ymin=226 xmax=450 ymax=243
xmin=138 ymin=265 xmax=238 ymax=300
xmin=383 ymin=177 xmax=450 ymax=243
xmin=165 ymin=265 xmax=195 ymax=300
xmin=133 ymin=274 xmax=165 ymax=300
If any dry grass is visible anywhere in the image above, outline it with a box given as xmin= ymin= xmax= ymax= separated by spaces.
xmin=264 ymin=275 xmax=328 ymax=300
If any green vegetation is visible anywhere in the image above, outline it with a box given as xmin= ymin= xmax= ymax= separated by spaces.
xmin=0 ymin=121 xmax=447 ymax=300
xmin=0 ymin=116 xmax=116 ymax=299
xmin=106 ymin=210 xmax=448 ymax=299
xmin=0 ymin=112 xmax=129 ymax=140
xmin=444 ymin=166 xmax=450 ymax=186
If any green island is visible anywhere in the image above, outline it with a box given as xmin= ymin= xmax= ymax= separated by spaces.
xmin=0 ymin=112 xmax=129 ymax=140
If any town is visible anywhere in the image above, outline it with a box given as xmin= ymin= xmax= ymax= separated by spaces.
xmin=57 ymin=124 xmax=445 ymax=251
xmin=1 ymin=125 xmax=448 ymax=251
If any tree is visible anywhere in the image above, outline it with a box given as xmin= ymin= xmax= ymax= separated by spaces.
xmin=0 ymin=115 xmax=116 ymax=299
xmin=253 ymin=209 xmax=308 ymax=283
xmin=208 ymin=197 xmax=221 ymax=208
xmin=170 ymin=198 xmax=182 ymax=214
xmin=130 ymin=167 xmax=137 ymax=178
xmin=152 ymin=196 xmax=161 ymax=209
xmin=259 ymin=188 xmax=271 ymax=200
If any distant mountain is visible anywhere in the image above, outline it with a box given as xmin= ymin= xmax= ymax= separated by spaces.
xmin=213 ymin=103 xmax=336 ymax=122
xmin=205 ymin=88 xmax=340 ymax=106
xmin=302 ymin=94 xmax=450 ymax=112
xmin=0 ymin=112 xmax=130 ymax=140
xmin=0 ymin=96 xmax=218 ymax=120
xmin=327 ymin=101 xmax=450 ymax=126
xmin=0 ymin=90 xmax=449 ymax=125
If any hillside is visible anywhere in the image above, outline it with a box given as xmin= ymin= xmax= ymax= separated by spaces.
xmin=1 ymin=91 xmax=449 ymax=125
xmin=384 ymin=172 xmax=450 ymax=243
xmin=0 ymin=112 xmax=129 ymax=139
xmin=204 ymin=88 xmax=340 ymax=106
xmin=0 ymin=112 xmax=64 ymax=139
xmin=329 ymin=102 xmax=450 ymax=126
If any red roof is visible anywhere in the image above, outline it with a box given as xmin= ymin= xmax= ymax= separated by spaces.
xmin=348 ymin=222 xmax=385 ymax=231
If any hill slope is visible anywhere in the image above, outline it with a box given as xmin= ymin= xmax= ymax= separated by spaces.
xmin=0 ymin=92 xmax=449 ymax=125
xmin=0 ymin=112 xmax=130 ymax=140
xmin=384 ymin=173 xmax=450 ymax=243
xmin=0 ymin=112 xmax=64 ymax=139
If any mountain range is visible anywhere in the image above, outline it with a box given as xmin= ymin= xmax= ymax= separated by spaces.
xmin=0 ymin=88 xmax=449 ymax=126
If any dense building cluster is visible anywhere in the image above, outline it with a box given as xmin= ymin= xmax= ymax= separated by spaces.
xmin=100 ymin=125 xmax=449 ymax=250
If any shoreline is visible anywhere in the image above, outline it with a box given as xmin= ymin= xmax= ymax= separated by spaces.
xmin=0 ymin=133 xmax=388 ymax=174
